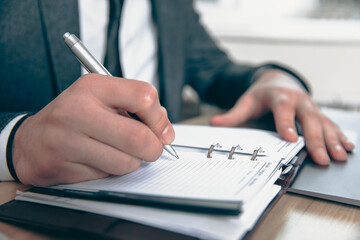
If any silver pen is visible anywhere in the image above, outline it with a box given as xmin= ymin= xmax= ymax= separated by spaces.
xmin=63 ymin=32 xmax=179 ymax=159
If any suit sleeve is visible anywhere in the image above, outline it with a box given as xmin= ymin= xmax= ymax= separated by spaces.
xmin=184 ymin=2 xmax=310 ymax=109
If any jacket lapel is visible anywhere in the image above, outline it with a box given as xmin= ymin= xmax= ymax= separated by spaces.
xmin=39 ymin=0 xmax=81 ymax=94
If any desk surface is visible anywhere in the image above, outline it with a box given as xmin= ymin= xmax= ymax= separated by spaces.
xmin=1 ymin=114 xmax=360 ymax=240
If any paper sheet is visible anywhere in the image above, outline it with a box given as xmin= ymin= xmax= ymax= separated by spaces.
xmin=54 ymin=151 xmax=280 ymax=202
xmin=172 ymin=124 xmax=304 ymax=161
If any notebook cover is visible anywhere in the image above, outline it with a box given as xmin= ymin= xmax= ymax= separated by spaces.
xmin=0 ymin=200 xmax=195 ymax=240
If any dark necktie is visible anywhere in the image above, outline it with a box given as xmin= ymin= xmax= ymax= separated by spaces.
xmin=104 ymin=0 xmax=124 ymax=77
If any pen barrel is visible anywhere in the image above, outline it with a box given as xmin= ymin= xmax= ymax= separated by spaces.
xmin=71 ymin=46 xmax=111 ymax=75
xmin=63 ymin=33 xmax=111 ymax=76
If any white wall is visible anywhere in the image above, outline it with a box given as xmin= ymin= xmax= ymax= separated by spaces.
xmin=194 ymin=0 xmax=360 ymax=108
xmin=216 ymin=38 xmax=360 ymax=104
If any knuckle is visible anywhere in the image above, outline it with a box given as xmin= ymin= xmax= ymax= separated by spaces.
xmin=141 ymin=135 xmax=162 ymax=159
xmin=272 ymin=95 xmax=293 ymax=111
xmin=275 ymin=95 xmax=291 ymax=106
xmin=73 ymin=74 xmax=92 ymax=89
xmin=137 ymin=83 xmax=159 ymax=111
xmin=301 ymin=99 xmax=319 ymax=112
xmin=161 ymin=106 xmax=168 ymax=116
xmin=152 ymin=108 xmax=169 ymax=131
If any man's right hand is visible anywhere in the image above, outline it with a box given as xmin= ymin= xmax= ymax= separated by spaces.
xmin=12 ymin=74 xmax=175 ymax=186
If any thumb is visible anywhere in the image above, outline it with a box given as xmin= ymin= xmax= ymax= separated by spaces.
xmin=210 ymin=94 xmax=259 ymax=127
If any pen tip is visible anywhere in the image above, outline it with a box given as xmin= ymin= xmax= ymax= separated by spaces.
xmin=164 ymin=145 xmax=180 ymax=159
xmin=170 ymin=145 xmax=179 ymax=159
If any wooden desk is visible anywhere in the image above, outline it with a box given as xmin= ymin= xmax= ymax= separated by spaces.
xmin=1 ymin=115 xmax=360 ymax=240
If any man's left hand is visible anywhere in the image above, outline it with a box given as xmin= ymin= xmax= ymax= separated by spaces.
xmin=210 ymin=69 xmax=354 ymax=165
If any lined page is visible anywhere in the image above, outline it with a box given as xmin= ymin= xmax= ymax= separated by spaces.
xmin=57 ymin=151 xmax=279 ymax=201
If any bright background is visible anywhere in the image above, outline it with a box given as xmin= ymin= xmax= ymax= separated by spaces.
xmin=183 ymin=0 xmax=360 ymax=118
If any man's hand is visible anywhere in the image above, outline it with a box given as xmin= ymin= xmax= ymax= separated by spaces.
xmin=12 ymin=74 xmax=175 ymax=186
xmin=211 ymin=69 xmax=354 ymax=165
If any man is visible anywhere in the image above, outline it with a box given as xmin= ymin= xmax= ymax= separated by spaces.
xmin=0 ymin=0 xmax=354 ymax=186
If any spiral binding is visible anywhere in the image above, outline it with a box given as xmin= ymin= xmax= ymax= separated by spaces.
xmin=228 ymin=145 xmax=243 ymax=159
xmin=207 ymin=143 xmax=222 ymax=158
xmin=206 ymin=144 xmax=264 ymax=160
xmin=251 ymin=147 xmax=264 ymax=161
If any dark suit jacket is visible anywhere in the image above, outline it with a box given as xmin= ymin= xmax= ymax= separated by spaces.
xmin=0 ymin=0 xmax=307 ymax=131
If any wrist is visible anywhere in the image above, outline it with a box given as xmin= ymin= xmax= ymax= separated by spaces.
xmin=6 ymin=114 xmax=32 ymax=182
xmin=255 ymin=69 xmax=307 ymax=92
xmin=249 ymin=62 xmax=311 ymax=94
xmin=0 ymin=114 xmax=29 ymax=181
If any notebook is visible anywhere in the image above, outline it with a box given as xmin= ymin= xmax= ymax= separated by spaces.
xmin=27 ymin=125 xmax=304 ymax=214
xmin=1 ymin=124 xmax=307 ymax=239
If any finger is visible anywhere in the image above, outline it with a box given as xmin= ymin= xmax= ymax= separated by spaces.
xmin=210 ymin=94 xmax=259 ymax=127
xmin=139 ymin=106 xmax=175 ymax=145
xmin=77 ymin=74 xmax=175 ymax=144
xmin=299 ymin=113 xmax=330 ymax=165
xmin=77 ymin=106 xmax=164 ymax=162
xmin=338 ymin=132 xmax=355 ymax=153
xmin=62 ymin=134 xmax=144 ymax=175
xmin=40 ymin=163 xmax=109 ymax=186
xmin=270 ymin=95 xmax=298 ymax=142
xmin=322 ymin=120 xmax=347 ymax=161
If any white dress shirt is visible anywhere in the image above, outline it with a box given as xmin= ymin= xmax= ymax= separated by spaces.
xmin=78 ymin=0 xmax=158 ymax=88
xmin=0 ymin=0 xmax=158 ymax=181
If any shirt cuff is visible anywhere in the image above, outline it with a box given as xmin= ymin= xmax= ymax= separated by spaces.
xmin=0 ymin=114 xmax=27 ymax=181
